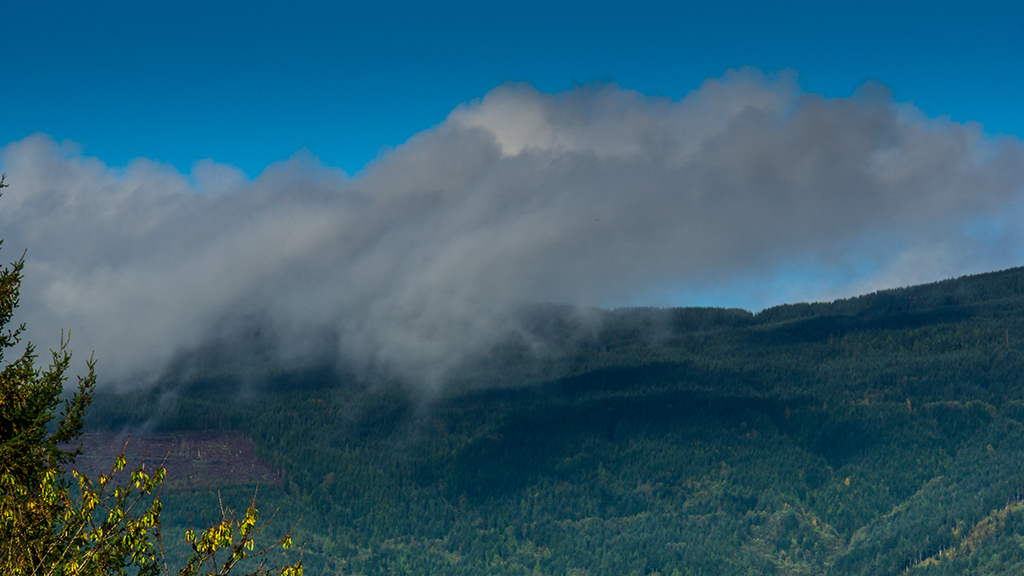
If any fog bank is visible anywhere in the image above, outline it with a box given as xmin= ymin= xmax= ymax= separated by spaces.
xmin=3 ymin=69 xmax=1023 ymax=389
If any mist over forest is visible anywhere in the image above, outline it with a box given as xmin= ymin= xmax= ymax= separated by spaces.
xmin=76 ymin=266 xmax=1024 ymax=575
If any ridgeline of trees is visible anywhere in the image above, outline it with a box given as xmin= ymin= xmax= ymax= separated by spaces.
xmin=84 ymin=265 xmax=1024 ymax=575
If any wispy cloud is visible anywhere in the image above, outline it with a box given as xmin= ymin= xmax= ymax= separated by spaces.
xmin=3 ymin=69 xmax=1023 ymax=389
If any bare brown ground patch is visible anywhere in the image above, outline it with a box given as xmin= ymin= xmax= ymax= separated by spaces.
xmin=71 ymin=431 xmax=282 ymax=491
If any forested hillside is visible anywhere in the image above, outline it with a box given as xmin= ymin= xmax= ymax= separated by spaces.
xmin=85 ymin=266 xmax=1024 ymax=575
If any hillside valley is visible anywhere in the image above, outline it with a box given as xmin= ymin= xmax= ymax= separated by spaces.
xmin=82 ymin=266 xmax=1024 ymax=575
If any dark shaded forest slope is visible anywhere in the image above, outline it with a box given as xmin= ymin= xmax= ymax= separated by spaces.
xmin=86 ymin=266 xmax=1024 ymax=575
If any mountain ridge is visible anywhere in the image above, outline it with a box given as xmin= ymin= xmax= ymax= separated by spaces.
xmin=85 ymin=264 xmax=1024 ymax=575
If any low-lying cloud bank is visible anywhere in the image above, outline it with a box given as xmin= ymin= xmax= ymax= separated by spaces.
xmin=2 ymin=69 xmax=1023 ymax=389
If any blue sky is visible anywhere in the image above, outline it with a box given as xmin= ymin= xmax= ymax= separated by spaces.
xmin=3 ymin=1 xmax=1024 ymax=383
xmin=4 ymin=0 xmax=1022 ymax=176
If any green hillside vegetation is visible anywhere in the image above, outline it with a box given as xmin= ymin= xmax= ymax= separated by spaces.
xmin=85 ymin=266 xmax=1024 ymax=575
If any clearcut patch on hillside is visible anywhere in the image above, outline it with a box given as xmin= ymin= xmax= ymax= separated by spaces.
xmin=71 ymin=431 xmax=282 ymax=490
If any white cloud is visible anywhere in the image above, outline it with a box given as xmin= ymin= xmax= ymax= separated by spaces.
xmin=2 ymin=68 xmax=1023 ymax=389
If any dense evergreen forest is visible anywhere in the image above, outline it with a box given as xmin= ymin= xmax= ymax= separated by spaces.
xmin=84 ymin=266 xmax=1024 ymax=575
